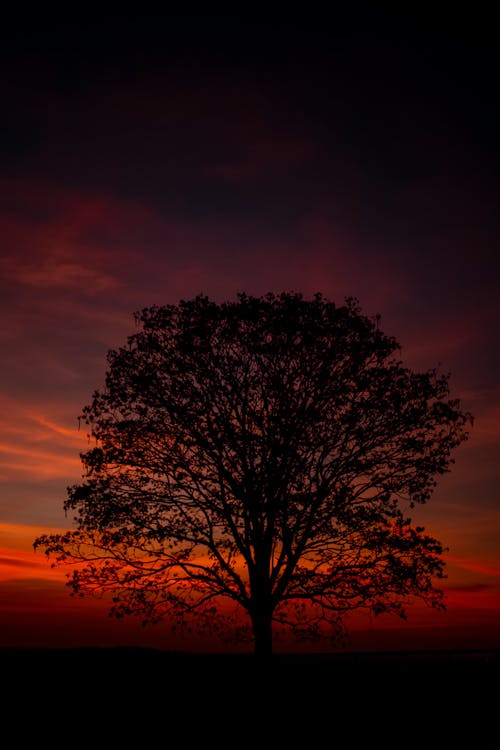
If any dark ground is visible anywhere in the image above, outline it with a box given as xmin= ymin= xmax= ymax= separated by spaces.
xmin=2 ymin=648 xmax=498 ymax=746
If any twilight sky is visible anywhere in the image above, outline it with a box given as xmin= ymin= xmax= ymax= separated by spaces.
xmin=1 ymin=18 xmax=499 ymax=651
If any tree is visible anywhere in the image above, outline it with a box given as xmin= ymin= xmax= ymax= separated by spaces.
xmin=35 ymin=292 xmax=472 ymax=656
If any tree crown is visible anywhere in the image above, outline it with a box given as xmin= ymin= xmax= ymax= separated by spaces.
xmin=35 ymin=292 xmax=472 ymax=651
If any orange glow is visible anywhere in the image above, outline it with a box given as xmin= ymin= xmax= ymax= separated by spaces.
xmin=30 ymin=414 xmax=88 ymax=441
xmin=0 ymin=546 xmax=67 ymax=582
xmin=0 ymin=443 xmax=82 ymax=479
xmin=0 ymin=400 xmax=89 ymax=482
xmin=0 ymin=522 xmax=69 ymax=582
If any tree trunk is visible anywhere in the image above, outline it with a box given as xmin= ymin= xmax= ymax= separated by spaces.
xmin=252 ymin=606 xmax=273 ymax=658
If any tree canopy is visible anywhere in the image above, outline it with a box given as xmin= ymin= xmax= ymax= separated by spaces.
xmin=35 ymin=292 xmax=472 ymax=654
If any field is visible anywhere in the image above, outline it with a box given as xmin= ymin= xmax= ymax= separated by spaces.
xmin=3 ymin=648 xmax=498 ymax=746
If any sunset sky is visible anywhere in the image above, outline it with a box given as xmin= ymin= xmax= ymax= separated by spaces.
xmin=1 ymin=17 xmax=499 ymax=652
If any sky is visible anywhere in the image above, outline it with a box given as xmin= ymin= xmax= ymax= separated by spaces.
xmin=1 ymin=16 xmax=500 ymax=652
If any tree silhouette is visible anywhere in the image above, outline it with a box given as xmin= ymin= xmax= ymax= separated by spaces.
xmin=35 ymin=292 xmax=471 ymax=656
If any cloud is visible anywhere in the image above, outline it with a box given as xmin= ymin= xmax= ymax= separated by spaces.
xmin=446 ymin=555 xmax=500 ymax=578
xmin=0 ymin=555 xmax=40 ymax=569
xmin=0 ymin=521 xmax=68 ymax=553
xmin=210 ymin=136 xmax=318 ymax=184
xmin=0 ymin=180 xmax=141 ymax=299
xmin=0 ymin=546 xmax=67 ymax=583
xmin=8 ymin=67 xmax=324 ymax=195
xmin=0 ymin=400 xmax=87 ymax=483
xmin=1 ymin=256 xmax=119 ymax=292
xmin=0 ymin=444 xmax=82 ymax=481
xmin=0 ymin=522 xmax=72 ymax=587
xmin=444 ymin=583 xmax=494 ymax=594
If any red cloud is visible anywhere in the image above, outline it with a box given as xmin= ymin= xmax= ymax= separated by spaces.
xmin=447 ymin=555 xmax=500 ymax=579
